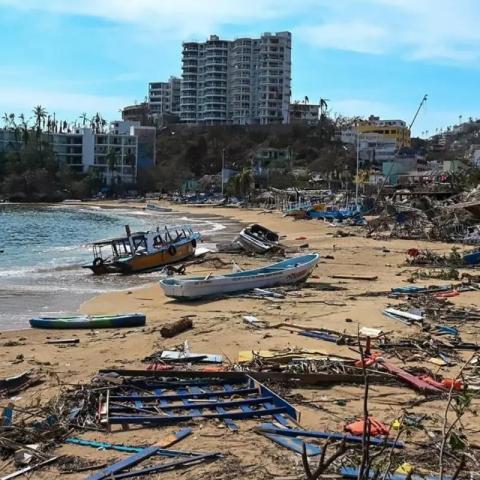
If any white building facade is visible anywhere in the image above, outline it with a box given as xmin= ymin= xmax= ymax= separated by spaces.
xmin=149 ymin=76 xmax=181 ymax=116
xmin=180 ymin=32 xmax=292 ymax=125
xmin=0 ymin=123 xmax=139 ymax=185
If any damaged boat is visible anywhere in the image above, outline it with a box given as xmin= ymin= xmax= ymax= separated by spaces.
xmin=236 ymin=224 xmax=280 ymax=253
xmin=83 ymin=224 xmax=200 ymax=275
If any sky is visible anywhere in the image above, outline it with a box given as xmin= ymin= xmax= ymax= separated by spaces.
xmin=0 ymin=0 xmax=479 ymax=136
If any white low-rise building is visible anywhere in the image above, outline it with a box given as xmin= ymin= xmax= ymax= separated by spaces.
xmin=0 ymin=121 xmax=140 ymax=184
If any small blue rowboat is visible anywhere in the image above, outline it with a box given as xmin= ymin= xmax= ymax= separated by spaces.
xmin=29 ymin=313 xmax=146 ymax=329
xmin=160 ymin=253 xmax=320 ymax=300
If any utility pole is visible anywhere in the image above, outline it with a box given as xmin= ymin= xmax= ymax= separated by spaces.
xmin=355 ymin=121 xmax=360 ymax=205
xmin=221 ymin=148 xmax=225 ymax=197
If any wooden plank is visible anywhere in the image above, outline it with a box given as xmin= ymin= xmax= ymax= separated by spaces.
xmin=110 ymin=453 xmax=220 ymax=479
xmin=110 ymin=386 xmax=257 ymax=402
xmin=109 ymin=406 xmax=287 ymax=425
xmin=109 ymin=396 xmax=275 ymax=413
xmin=257 ymin=424 xmax=404 ymax=448
xmin=378 ymin=359 xmax=443 ymax=393
xmin=1 ymin=456 xmax=60 ymax=480
xmin=260 ymin=432 xmax=321 ymax=456
xmin=330 ymin=275 xmax=378 ymax=281
xmin=85 ymin=445 xmax=160 ymax=480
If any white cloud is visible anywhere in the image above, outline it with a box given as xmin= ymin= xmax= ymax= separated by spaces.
xmin=0 ymin=86 xmax=129 ymax=119
xmin=298 ymin=22 xmax=388 ymax=55
xmin=297 ymin=0 xmax=480 ymax=63
xmin=2 ymin=0 xmax=479 ymax=63
xmin=0 ymin=0 xmax=305 ymax=38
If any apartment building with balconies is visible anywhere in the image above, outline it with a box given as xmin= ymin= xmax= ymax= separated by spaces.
xmin=180 ymin=32 xmax=291 ymax=125
xmin=149 ymin=76 xmax=181 ymax=116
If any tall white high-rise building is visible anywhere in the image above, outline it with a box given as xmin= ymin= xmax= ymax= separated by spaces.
xmin=149 ymin=76 xmax=181 ymax=116
xmin=180 ymin=32 xmax=291 ymax=125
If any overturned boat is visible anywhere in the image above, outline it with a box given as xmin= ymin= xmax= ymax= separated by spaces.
xmin=84 ymin=224 xmax=200 ymax=275
xmin=159 ymin=253 xmax=319 ymax=300
xmin=236 ymin=224 xmax=280 ymax=253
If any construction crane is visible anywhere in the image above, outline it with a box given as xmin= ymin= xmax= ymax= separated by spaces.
xmin=409 ymin=94 xmax=428 ymax=131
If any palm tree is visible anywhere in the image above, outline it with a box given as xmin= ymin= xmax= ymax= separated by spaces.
xmin=8 ymin=113 xmax=16 ymax=128
xmin=80 ymin=113 xmax=88 ymax=127
xmin=32 ymin=105 xmax=47 ymax=131
xmin=2 ymin=113 xmax=9 ymax=129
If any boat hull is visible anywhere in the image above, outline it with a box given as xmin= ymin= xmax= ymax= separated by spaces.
xmin=29 ymin=313 xmax=146 ymax=329
xmin=85 ymin=241 xmax=195 ymax=275
xmin=160 ymin=254 xmax=319 ymax=300
xmin=236 ymin=232 xmax=272 ymax=253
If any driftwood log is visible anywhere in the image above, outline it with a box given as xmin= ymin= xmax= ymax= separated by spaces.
xmin=160 ymin=317 xmax=193 ymax=338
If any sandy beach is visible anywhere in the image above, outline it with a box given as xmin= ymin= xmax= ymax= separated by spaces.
xmin=1 ymin=203 xmax=479 ymax=478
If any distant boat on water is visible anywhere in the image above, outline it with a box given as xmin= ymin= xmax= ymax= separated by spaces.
xmin=159 ymin=253 xmax=319 ymax=300
xmin=83 ymin=224 xmax=200 ymax=275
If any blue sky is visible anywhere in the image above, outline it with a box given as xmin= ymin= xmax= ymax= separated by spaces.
xmin=0 ymin=0 xmax=479 ymax=136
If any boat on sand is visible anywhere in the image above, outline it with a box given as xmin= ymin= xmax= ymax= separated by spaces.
xmin=83 ymin=224 xmax=200 ymax=275
xmin=235 ymin=224 xmax=280 ymax=253
xmin=29 ymin=313 xmax=146 ymax=329
xmin=159 ymin=253 xmax=319 ymax=300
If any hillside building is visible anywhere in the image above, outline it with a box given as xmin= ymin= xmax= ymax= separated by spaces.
xmin=289 ymin=102 xmax=319 ymax=125
xmin=357 ymin=116 xmax=411 ymax=148
xmin=180 ymin=32 xmax=292 ymax=125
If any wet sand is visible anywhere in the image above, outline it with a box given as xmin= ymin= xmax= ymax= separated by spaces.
xmin=1 ymin=202 xmax=479 ymax=479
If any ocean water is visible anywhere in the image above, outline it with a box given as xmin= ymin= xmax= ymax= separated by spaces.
xmin=0 ymin=204 xmax=227 ymax=330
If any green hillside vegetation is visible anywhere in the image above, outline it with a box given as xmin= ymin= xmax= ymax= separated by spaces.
xmin=138 ymin=119 xmax=357 ymax=193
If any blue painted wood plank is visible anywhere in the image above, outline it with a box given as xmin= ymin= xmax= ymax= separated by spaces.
xmin=109 ymin=406 xmax=287 ymax=425
xmin=111 ymin=386 xmax=258 ymax=402
xmin=110 ymin=453 xmax=220 ymax=479
xmin=217 ymin=385 xmax=238 ymax=431
xmin=255 ymin=377 xmax=298 ymax=420
xmin=109 ymin=396 xmax=275 ymax=413
xmin=177 ymin=387 xmax=202 ymax=417
xmin=85 ymin=445 xmax=159 ymax=480
xmin=258 ymin=424 xmax=404 ymax=448
xmin=261 ymin=433 xmax=322 ymax=456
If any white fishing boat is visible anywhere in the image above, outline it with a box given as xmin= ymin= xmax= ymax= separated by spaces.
xmin=146 ymin=203 xmax=172 ymax=213
xmin=235 ymin=224 xmax=280 ymax=253
xmin=159 ymin=253 xmax=319 ymax=300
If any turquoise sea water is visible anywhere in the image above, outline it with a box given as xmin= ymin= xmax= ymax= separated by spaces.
xmin=0 ymin=204 xmax=227 ymax=330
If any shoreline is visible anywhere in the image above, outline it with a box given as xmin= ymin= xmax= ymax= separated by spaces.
xmin=0 ymin=201 xmax=244 ymax=331
xmin=1 ymin=202 xmax=480 ymax=479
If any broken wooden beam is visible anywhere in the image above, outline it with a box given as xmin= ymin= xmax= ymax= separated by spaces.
xmin=330 ymin=274 xmax=378 ymax=281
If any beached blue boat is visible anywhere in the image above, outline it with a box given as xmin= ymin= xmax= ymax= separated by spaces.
xmin=29 ymin=313 xmax=146 ymax=329
xmin=160 ymin=253 xmax=319 ymax=300
xmin=307 ymin=205 xmax=362 ymax=221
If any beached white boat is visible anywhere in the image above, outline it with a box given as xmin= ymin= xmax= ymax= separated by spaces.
xmin=236 ymin=224 xmax=280 ymax=253
xmin=159 ymin=253 xmax=319 ymax=300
